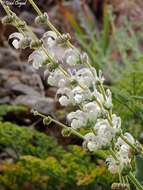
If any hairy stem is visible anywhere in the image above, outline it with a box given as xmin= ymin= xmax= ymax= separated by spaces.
xmin=128 ymin=172 xmax=143 ymax=190
xmin=33 ymin=111 xmax=84 ymax=139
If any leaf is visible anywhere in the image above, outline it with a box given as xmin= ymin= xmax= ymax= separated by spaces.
xmin=136 ymin=155 xmax=143 ymax=185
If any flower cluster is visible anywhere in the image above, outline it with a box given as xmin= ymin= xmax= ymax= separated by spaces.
xmin=106 ymin=133 xmax=135 ymax=174
xmin=1 ymin=0 xmax=143 ymax=188
xmin=9 ymin=28 xmax=137 ymax=176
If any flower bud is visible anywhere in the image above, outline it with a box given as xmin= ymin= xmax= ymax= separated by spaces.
xmin=134 ymin=141 xmax=143 ymax=155
xmin=48 ymin=62 xmax=59 ymax=72
xmin=56 ymin=33 xmax=71 ymax=44
xmin=9 ymin=32 xmax=24 ymax=49
xmin=42 ymin=31 xmax=57 ymax=47
xmin=32 ymin=110 xmax=38 ymax=116
xmin=2 ymin=16 xmax=14 ymax=25
xmin=35 ymin=12 xmax=49 ymax=25
xmin=80 ymin=52 xmax=89 ymax=64
xmin=43 ymin=117 xmax=52 ymax=125
xmin=103 ymin=101 xmax=113 ymax=110
xmin=16 ymin=20 xmax=26 ymax=29
xmin=111 ymin=183 xmax=129 ymax=190
xmin=61 ymin=128 xmax=72 ymax=137
xmin=100 ymin=109 xmax=108 ymax=119
xmin=30 ymin=40 xmax=43 ymax=49
xmin=121 ymin=164 xmax=132 ymax=176
xmin=19 ymin=37 xmax=31 ymax=49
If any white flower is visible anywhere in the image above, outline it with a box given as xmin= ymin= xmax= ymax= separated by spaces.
xmin=84 ymin=132 xmax=96 ymax=141
xmin=124 ymin=132 xmax=135 ymax=145
xmin=113 ymin=133 xmax=134 ymax=173
xmin=9 ymin=32 xmax=24 ymax=49
xmin=106 ymin=157 xmax=118 ymax=174
xmin=58 ymin=85 xmax=90 ymax=106
xmin=98 ymin=70 xmax=105 ymax=84
xmin=87 ymin=140 xmax=99 ymax=151
xmin=94 ymin=119 xmax=117 ymax=147
xmin=92 ymin=89 xmax=104 ymax=104
xmin=48 ymin=68 xmax=68 ymax=87
xmin=42 ymin=31 xmax=57 ymax=47
xmin=59 ymin=95 xmax=70 ymax=106
xmin=74 ymin=94 xmax=83 ymax=104
xmin=116 ymin=133 xmax=135 ymax=149
xmin=84 ymin=132 xmax=101 ymax=151
xmin=112 ymin=114 xmax=121 ymax=128
xmin=119 ymin=144 xmax=130 ymax=155
xmin=64 ymin=48 xmax=78 ymax=66
xmin=57 ymin=87 xmax=75 ymax=105
xmin=83 ymin=102 xmax=100 ymax=122
xmin=117 ymin=147 xmax=131 ymax=171
xmin=42 ymin=31 xmax=75 ymax=64
xmin=104 ymin=89 xmax=113 ymax=109
xmin=67 ymin=110 xmax=87 ymax=129
xmin=72 ymin=86 xmax=92 ymax=104
xmin=94 ymin=119 xmax=109 ymax=133
xmin=75 ymin=68 xmax=95 ymax=88
xmin=28 ymin=49 xmax=48 ymax=69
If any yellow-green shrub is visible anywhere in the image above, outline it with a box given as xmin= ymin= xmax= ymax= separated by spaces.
xmin=0 ymin=122 xmax=113 ymax=190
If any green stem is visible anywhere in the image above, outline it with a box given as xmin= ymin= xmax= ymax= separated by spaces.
xmin=28 ymin=0 xmax=42 ymax=16
xmin=120 ymin=134 xmax=137 ymax=151
xmin=125 ymin=176 xmax=131 ymax=190
xmin=28 ymin=0 xmax=75 ymax=50
xmin=0 ymin=0 xmax=9 ymax=15
xmin=128 ymin=172 xmax=143 ymax=190
xmin=109 ymin=148 xmax=118 ymax=161
xmin=98 ymin=83 xmax=114 ymax=127
xmin=33 ymin=111 xmax=84 ymax=139
xmin=99 ymin=83 xmax=106 ymax=100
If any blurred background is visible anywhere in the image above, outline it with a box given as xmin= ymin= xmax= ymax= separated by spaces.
xmin=0 ymin=0 xmax=143 ymax=189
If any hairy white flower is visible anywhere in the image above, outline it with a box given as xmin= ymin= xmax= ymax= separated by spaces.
xmin=98 ymin=70 xmax=105 ymax=84
xmin=94 ymin=119 xmax=118 ymax=148
xmin=116 ymin=133 xmax=135 ymax=149
xmin=75 ymin=68 xmax=95 ymax=88
xmin=104 ymin=89 xmax=113 ymax=110
xmin=72 ymin=86 xmax=92 ymax=104
xmin=83 ymin=102 xmax=100 ymax=122
xmin=64 ymin=48 xmax=79 ymax=66
xmin=67 ymin=110 xmax=87 ymax=129
xmin=106 ymin=157 xmax=118 ymax=174
xmin=28 ymin=49 xmax=48 ymax=69
xmin=42 ymin=31 xmax=78 ymax=64
xmin=116 ymin=145 xmax=131 ymax=172
xmin=48 ymin=68 xmax=69 ymax=87
xmin=112 ymin=133 xmax=135 ymax=173
xmin=84 ymin=132 xmax=96 ymax=141
xmin=57 ymin=87 xmax=73 ymax=105
xmin=9 ymin=32 xmax=24 ymax=49
xmin=92 ymin=89 xmax=104 ymax=104
xmin=59 ymin=95 xmax=70 ymax=106
xmin=106 ymin=151 xmax=131 ymax=174
xmin=42 ymin=31 xmax=57 ymax=47
xmin=87 ymin=140 xmax=99 ymax=151
xmin=84 ymin=132 xmax=101 ymax=151
xmin=112 ymin=114 xmax=121 ymax=128
xmin=124 ymin=132 xmax=135 ymax=145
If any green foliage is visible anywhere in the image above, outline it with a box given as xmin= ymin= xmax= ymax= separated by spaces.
xmin=112 ymin=57 xmax=143 ymax=137
xmin=136 ymin=155 xmax=143 ymax=186
xmin=69 ymin=7 xmax=143 ymax=137
xmin=0 ymin=122 xmax=113 ymax=190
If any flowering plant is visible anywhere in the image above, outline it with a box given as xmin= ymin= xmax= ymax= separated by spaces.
xmin=1 ymin=0 xmax=143 ymax=189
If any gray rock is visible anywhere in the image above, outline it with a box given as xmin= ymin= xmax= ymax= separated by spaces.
xmin=14 ymin=95 xmax=55 ymax=115
xmin=10 ymin=83 xmax=41 ymax=96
